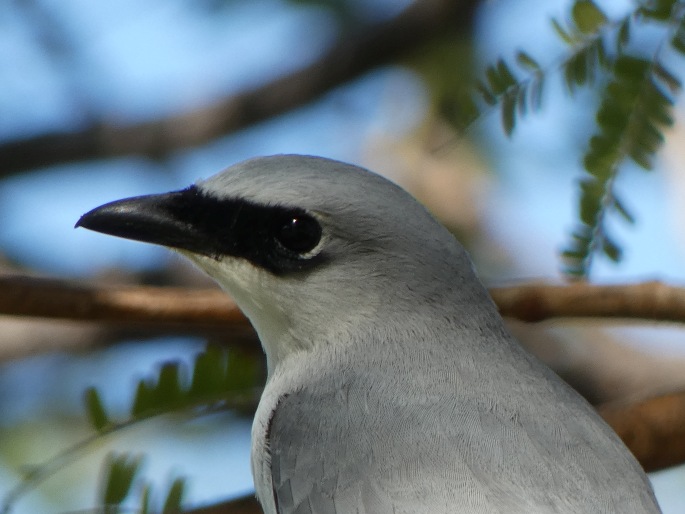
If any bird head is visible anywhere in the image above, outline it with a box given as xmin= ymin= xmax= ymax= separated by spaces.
xmin=77 ymin=155 xmax=487 ymax=372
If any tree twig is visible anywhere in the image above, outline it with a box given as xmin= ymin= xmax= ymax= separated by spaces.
xmin=0 ymin=0 xmax=477 ymax=176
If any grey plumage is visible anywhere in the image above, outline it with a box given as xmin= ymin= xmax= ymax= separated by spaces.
xmin=77 ymin=155 xmax=660 ymax=513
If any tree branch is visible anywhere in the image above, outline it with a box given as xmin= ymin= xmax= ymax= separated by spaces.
xmin=2 ymin=275 xmax=684 ymax=330
xmin=0 ymin=274 xmax=240 ymax=327
xmin=599 ymin=391 xmax=685 ymax=473
xmin=0 ymin=0 xmax=477 ymax=176
xmin=491 ymin=281 xmax=685 ymax=323
xmin=0 ymin=274 xmax=257 ymax=358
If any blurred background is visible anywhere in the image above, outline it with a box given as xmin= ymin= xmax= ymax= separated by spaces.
xmin=1 ymin=0 xmax=684 ymax=512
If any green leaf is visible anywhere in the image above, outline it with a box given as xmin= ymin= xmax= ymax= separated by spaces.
xmin=593 ymin=36 xmax=608 ymax=68
xmin=551 ymin=17 xmax=575 ymax=45
xmin=578 ymin=179 xmax=603 ymax=226
xmin=572 ymin=1 xmax=607 ymax=34
xmin=563 ymin=52 xmax=586 ymax=91
xmin=225 ymin=351 xmax=261 ymax=392
xmin=561 ymin=249 xmax=583 ymax=260
xmin=617 ymin=18 xmax=630 ymax=50
xmin=190 ymin=346 xmax=227 ymax=397
xmin=496 ymin=59 xmax=517 ymax=88
xmin=516 ymin=51 xmax=540 ymax=72
xmin=132 ymin=380 xmax=155 ymax=417
xmin=638 ymin=0 xmax=674 ymax=21
xmin=101 ymin=453 xmax=143 ymax=507
xmin=155 ymin=362 xmax=185 ymax=408
xmin=485 ymin=64 xmax=504 ymax=94
xmin=672 ymin=16 xmax=685 ymax=54
xmin=162 ymin=477 xmax=186 ymax=514
xmin=628 ymin=144 xmax=654 ymax=170
xmin=601 ymin=234 xmax=623 ymax=262
xmin=501 ymin=92 xmax=516 ymax=137
xmin=476 ymin=81 xmax=497 ymax=105
xmin=485 ymin=60 xmax=515 ymax=95
xmin=612 ymin=196 xmax=635 ymax=224
xmin=84 ymin=387 xmax=110 ymax=432
xmin=140 ymin=484 xmax=152 ymax=514
xmin=653 ymin=62 xmax=681 ymax=93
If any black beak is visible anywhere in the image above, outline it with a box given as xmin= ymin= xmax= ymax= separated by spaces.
xmin=76 ymin=185 xmax=323 ymax=274
xmin=76 ymin=186 xmax=225 ymax=257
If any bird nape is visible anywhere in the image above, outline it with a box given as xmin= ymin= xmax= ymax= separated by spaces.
xmin=77 ymin=154 xmax=661 ymax=514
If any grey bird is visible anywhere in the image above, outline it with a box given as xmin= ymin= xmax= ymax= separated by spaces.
xmin=76 ymin=155 xmax=660 ymax=514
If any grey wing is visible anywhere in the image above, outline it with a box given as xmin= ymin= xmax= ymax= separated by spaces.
xmin=267 ymin=386 xmax=413 ymax=514
xmin=265 ymin=373 xmax=660 ymax=514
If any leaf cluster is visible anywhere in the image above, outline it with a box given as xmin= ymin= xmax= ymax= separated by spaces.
xmin=469 ymin=0 xmax=685 ymax=278
xmin=98 ymin=452 xmax=185 ymax=514
xmin=2 ymin=346 xmax=262 ymax=514
xmin=85 ymin=346 xmax=262 ymax=433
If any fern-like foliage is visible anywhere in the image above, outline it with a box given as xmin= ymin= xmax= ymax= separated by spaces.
xmin=1 ymin=346 xmax=262 ymax=514
xmin=562 ymin=1 xmax=683 ymax=277
xmin=98 ymin=452 xmax=185 ymax=514
xmin=474 ymin=1 xmax=612 ymax=137
xmin=563 ymin=53 xmax=679 ymax=276
xmin=472 ymin=0 xmax=685 ymax=278
xmin=86 ymin=345 xmax=261 ymax=433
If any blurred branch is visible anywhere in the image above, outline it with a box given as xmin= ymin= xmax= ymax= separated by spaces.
xmin=184 ymin=389 xmax=685 ymax=513
xmin=599 ymin=391 xmax=685 ymax=472
xmin=2 ymin=275 xmax=684 ymax=358
xmin=0 ymin=274 xmax=239 ymax=327
xmin=2 ymin=275 xmax=684 ymax=328
xmin=0 ymin=0 xmax=478 ymax=175
xmin=0 ymin=273 xmax=258 ymax=359
xmin=491 ymin=281 xmax=685 ymax=323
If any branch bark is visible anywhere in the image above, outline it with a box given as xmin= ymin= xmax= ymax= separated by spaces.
xmin=0 ymin=0 xmax=477 ymax=176
xmin=2 ymin=275 xmax=684 ymax=331
xmin=490 ymin=281 xmax=685 ymax=323
xmin=0 ymin=274 xmax=241 ymax=329
xmin=599 ymin=391 xmax=685 ymax=472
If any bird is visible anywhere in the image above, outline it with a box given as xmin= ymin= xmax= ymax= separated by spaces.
xmin=76 ymin=155 xmax=661 ymax=514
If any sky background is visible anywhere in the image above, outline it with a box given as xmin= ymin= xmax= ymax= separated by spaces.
xmin=0 ymin=0 xmax=684 ymax=512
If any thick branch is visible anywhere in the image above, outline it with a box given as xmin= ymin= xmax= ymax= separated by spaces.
xmin=0 ymin=274 xmax=240 ymax=328
xmin=2 ymin=276 xmax=684 ymax=330
xmin=0 ymin=274 xmax=258 ymax=357
xmin=598 ymin=391 xmax=685 ymax=472
xmin=0 ymin=0 xmax=476 ymax=176
xmin=491 ymin=281 xmax=685 ymax=323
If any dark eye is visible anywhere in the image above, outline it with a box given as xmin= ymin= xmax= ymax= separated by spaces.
xmin=273 ymin=213 xmax=322 ymax=254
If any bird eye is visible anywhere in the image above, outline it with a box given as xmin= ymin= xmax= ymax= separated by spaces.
xmin=273 ymin=213 xmax=322 ymax=254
